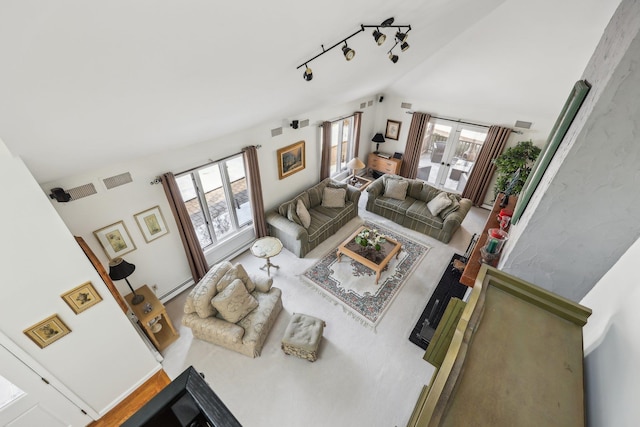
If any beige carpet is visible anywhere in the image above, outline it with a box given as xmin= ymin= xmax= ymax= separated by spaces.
xmin=161 ymin=194 xmax=488 ymax=427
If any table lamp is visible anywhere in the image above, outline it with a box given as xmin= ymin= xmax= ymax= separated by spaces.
xmin=347 ymin=157 xmax=366 ymax=184
xmin=108 ymin=257 xmax=144 ymax=305
xmin=372 ymin=133 xmax=385 ymax=153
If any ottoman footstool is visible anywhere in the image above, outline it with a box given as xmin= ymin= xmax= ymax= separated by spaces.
xmin=281 ymin=313 xmax=325 ymax=362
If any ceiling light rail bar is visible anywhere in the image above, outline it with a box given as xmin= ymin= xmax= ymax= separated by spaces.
xmin=297 ymin=17 xmax=412 ymax=80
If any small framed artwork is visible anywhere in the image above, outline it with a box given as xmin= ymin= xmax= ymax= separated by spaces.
xmin=385 ymin=120 xmax=402 ymax=140
xmin=24 ymin=314 xmax=71 ymax=349
xmin=93 ymin=220 xmax=137 ymax=260
xmin=277 ymin=140 xmax=306 ymax=180
xmin=134 ymin=205 xmax=169 ymax=243
xmin=61 ymin=281 xmax=103 ymax=314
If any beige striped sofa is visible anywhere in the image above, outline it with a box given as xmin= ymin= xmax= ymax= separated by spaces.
xmin=365 ymin=174 xmax=471 ymax=243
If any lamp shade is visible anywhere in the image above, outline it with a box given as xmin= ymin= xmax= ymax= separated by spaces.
xmin=108 ymin=257 xmax=136 ymax=281
xmin=347 ymin=157 xmax=366 ymax=171
xmin=372 ymin=133 xmax=385 ymax=143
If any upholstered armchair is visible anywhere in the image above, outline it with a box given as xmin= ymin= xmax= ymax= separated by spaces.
xmin=182 ymin=261 xmax=283 ymax=358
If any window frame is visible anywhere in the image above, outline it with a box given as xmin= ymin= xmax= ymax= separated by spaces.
xmin=177 ymin=154 xmax=253 ymax=251
xmin=330 ymin=115 xmax=356 ymax=177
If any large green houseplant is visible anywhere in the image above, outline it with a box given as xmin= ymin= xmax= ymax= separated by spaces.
xmin=493 ymin=140 xmax=541 ymax=198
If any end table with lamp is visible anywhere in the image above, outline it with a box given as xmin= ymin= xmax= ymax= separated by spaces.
xmin=109 ymin=257 xmax=178 ymax=351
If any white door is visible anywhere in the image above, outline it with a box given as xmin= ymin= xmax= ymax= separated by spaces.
xmin=417 ymin=119 xmax=487 ymax=194
xmin=0 ymin=345 xmax=91 ymax=426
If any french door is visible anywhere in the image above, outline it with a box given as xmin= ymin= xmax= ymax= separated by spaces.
xmin=417 ymin=119 xmax=487 ymax=194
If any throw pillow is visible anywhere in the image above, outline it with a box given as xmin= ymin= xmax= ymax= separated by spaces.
xmin=192 ymin=261 xmax=233 ymax=318
xmin=287 ymin=204 xmax=303 ymax=226
xmin=216 ymin=264 xmax=256 ymax=293
xmin=296 ymin=199 xmax=311 ymax=228
xmin=427 ymin=192 xmax=453 ymax=216
xmin=439 ymin=194 xmax=461 ymax=219
xmin=321 ymin=187 xmax=346 ymax=208
xmin=251 ymin=274 xmax=273 ymax=293
xmin=384 ymin=179 xmax=409 ymax=200
xmin=211 ymin=279 xmax=258 ymax=323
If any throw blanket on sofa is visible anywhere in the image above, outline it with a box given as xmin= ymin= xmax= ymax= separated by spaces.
xmin=365 ymin=174 xmax=471 ymax=243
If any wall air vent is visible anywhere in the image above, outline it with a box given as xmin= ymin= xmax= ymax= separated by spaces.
xmin=103 ymin=172 xmax=132 ymax=189
xmin=360 ymin=102 xmax=366 ymax=109
xmin=368 ymin=100 xmax=374 ymax=107
xmin=401 ymin=102 xmax=412 ymax=109
xmin=514 ymin=120 xmax=532 ymax=129
xmin=299 ymin=119 xmax=309 ymax=128
xmin=67 ymin=183 xmax=97 ymax=200
xmin=271 ymin=127 xmax=283 ymax=137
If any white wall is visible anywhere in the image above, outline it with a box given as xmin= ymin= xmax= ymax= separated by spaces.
xmin=581 ymin=236 xmax=640 ymax=426
xmin=0 ymin=139 xmax=159 ymax=420
xmin=499 ymin=0 xmax=640 ymax=302
xmin=40 ymin=96 xmax=380 ymax=299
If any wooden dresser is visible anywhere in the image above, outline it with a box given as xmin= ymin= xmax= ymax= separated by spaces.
xmin=368 ymin=153 xmax=402 ymax=175
xmin=407 ymin=266 xmax=591 ymax=427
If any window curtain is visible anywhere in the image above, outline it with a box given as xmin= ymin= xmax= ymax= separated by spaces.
xmin=242 ymin=145 xmax=267 ymax=238
xmin=462 ymin=125 xmax=512 ymax=206
xmin=352 ymin=111 xmax=362 ymax=157
xmin=161 ymin=172 xmax=209 ymax=283
xmin=320 ymin=121 xmax=332 ymax=180
xmin=399 ymin=112 xmax=431 ymax=178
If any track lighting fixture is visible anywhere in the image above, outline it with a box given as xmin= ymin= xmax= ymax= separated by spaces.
xmin=342 ymin=43 xmax=356 ymax=61
xmin=296 ymin=17 xmax=411 ymax=80
xmin=303 ymin=65 xmax=313 ymax=81
xmin=372 ymin=29 xmax=386 ymax=46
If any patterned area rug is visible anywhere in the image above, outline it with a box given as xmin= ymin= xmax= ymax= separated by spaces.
xmin=302 ymin=221 xmax=431 ymax=329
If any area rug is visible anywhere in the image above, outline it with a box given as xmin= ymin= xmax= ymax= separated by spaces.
xmin=301 ymin=221 xmax=431 ymax=329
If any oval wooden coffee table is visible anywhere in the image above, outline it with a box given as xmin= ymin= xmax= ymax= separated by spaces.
xmin=336 ymin=226 xmax=402 ymax=284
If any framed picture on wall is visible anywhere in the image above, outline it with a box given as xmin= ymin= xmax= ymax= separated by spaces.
xmin=24 ymin=314 xmax=71 ymax=349
xmin=385 ymin=120 xmax=401 ymax=140
xmin=61 ymin=281 xmax=103 ymax=314
xmin=134 ymin=205 xmax=169 ymax=243
xmin=277 ymin=140 xmax=306 ymax=180
xmin=93 ymin=220 xmax=137 ymax=260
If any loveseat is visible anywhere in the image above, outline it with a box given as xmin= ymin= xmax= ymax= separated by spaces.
xmin=265 ymin=178 xmax=361 ymax=257
xmin=182 ymin=261 xmax=282 ymax=358
xmin=365 ymin=174 xmax=472 ymax=243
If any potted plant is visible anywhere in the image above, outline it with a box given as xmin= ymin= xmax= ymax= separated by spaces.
xmin=493 ymin=140 xmax=541 ymax=199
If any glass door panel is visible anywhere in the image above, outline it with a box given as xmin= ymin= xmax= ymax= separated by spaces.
xmin=418 ymin=119 xmax=487 ymax=194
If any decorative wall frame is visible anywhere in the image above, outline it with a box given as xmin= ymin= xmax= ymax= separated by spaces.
xmin=61 ymin=281 xmax=103 ymax=314
xmin=134 ymin=205 xmax=169 ymax=243
xmin=93 ymin=220 xmax=137 ymax=260
xmin=277 ymin=140 xmax=306 ymax=180
xmin=511 ymin=80 xmax=591 ymax=224
xmin=24 ymin=314 xmax=71 ymax=349
xmin=385 ymin=120 xmax=402 ymax=140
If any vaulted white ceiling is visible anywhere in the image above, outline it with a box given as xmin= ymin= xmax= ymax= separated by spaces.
xmin=0 ymin=0 xmax=620 ymax=182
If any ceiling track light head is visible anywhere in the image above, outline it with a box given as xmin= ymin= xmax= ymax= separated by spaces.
xmin=389 ymin=53 xmax=399 ymax=63
xmin=303 ymin=65 xmax=313 ymax=81
xmin=400 ymin=41 xmax=410 ymax=52
xmin=372 ymin=29 xmax=386 ymax=46
xmin=342 ymin=43 xmax=355 ymax=61
xmin=395 ymin=31 xmax=408 ymax=43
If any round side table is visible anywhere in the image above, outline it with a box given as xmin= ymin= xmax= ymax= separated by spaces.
xmin=250 ymin=237 xmax=283 ymax=277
